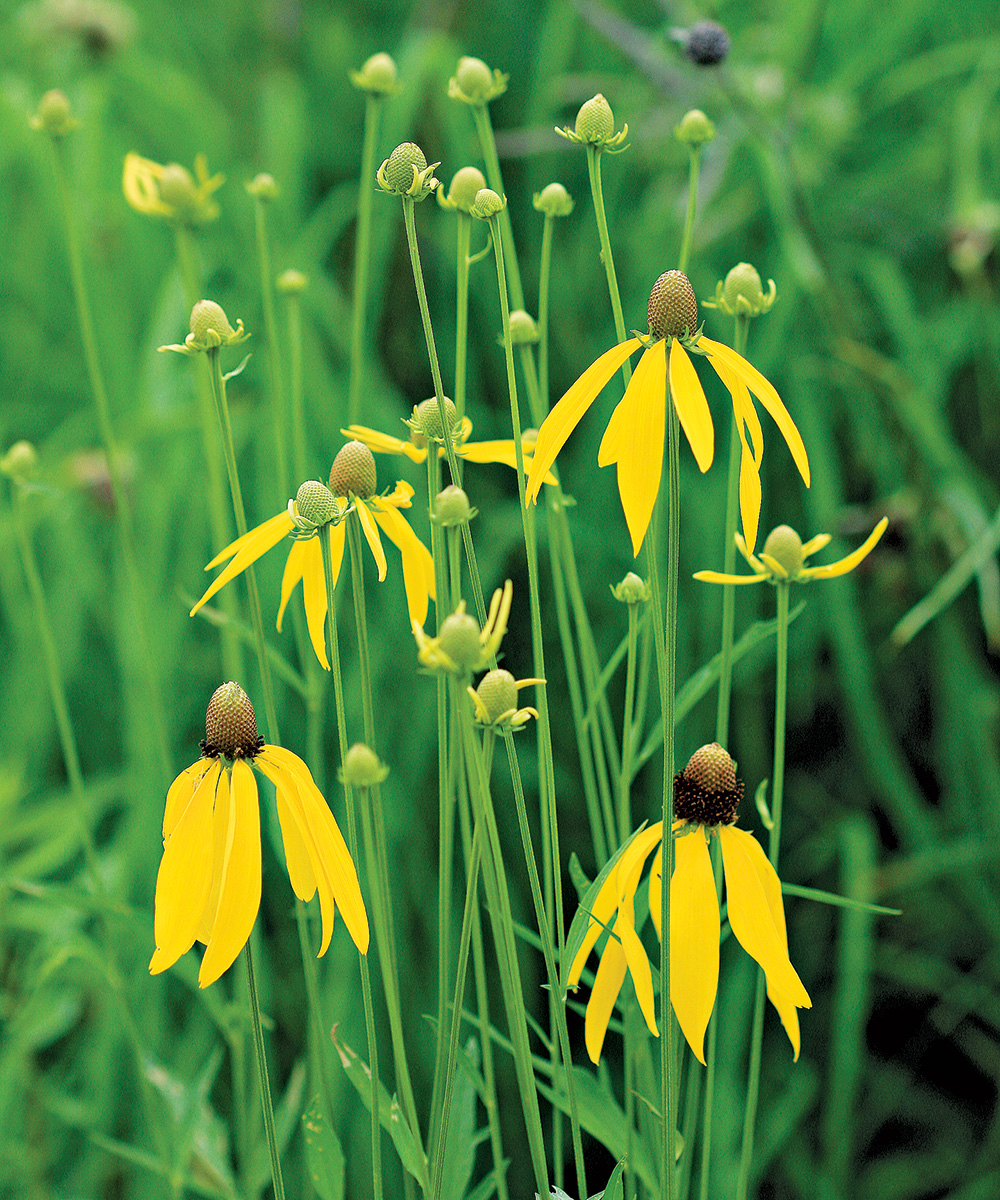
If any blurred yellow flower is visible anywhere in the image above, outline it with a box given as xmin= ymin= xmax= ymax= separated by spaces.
xmin=150 ymin=683 xmax=368 ymax=988
xmin=123 ymin=152 xmax=223 ymax=225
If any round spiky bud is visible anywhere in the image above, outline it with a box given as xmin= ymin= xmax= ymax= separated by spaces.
xmin=434 ymin=485 xmax=475 ymax=527
xmin=204 ymin=682 xmax=261 ymax=759
xmin=575 ymin=94 xmax=615 ymax=143
xmin=438 ymin=612 xmax=483 ymax=671
xmin=277 ymin=269 xmax=307 ymax=295
xmin=247 ymin=173 xmax=278 ymax=201
xmin=674 ymin=742 xmax=742 ymax=826
xmin=508 ymin=310 xmax=539 ymax=344
xmin=413 ymin=397 xmax=458 ymax=441
xmin=612 ymin=571 xmax=650 ymax=604
xmin=762 ymin=525 xmax=805 ymax=578
xmin=470 ymin=188 xmax=505 ymax=220
xmin=476 ymin=669 xmax=518 ymax=723
xmin=351 ymin=52 xmax=399 ymax=95
xmin=533 ymin=182 xmax=574 ymax=218
xmin=647 ymin=270 xmax=699 ymax=341
xmin=455 ymin=56 xmax=494 ymax=103
xmin=329 ymin=441 xmax=377 ymax=499
xmin=725 ymin=263 xmax=764 ymax=309
xmin=685 ymin=21 xmax=731 ymax=66
xmin=675 ymin=108 xmax=716 ymax=148
xmin=158 ymin=163 xmax=197 ymax=209
xmin=1 ymin=440 xmax=38 ymax=482
xmin=383 ymin=142 xmax=427 ymax=191
xmin=445 ymin=166 xmax=487 ymax=212
xmin=341 ymin=742 xmax=389 ymax=787
xmin=295 ymin=480 xmax=339 ymax=525
xmin=191 ymin=299 xmax=237 ymax=343
xmin=32 ymin=89 xmax=76 ymax=136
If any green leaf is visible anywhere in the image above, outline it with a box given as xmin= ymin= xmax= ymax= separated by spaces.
xmin=441 ymin=1038 xmax=479 ymax=1200
xmin=302 ymin=1094 xmax=346 ymax=1200
xmin=782 ymin=882 xmax=902 ymax=916
xmin=332 ymin=1028 xmax=429 ymax=1190
xmin=594 ymin=1158 xmax=626 ymax=1200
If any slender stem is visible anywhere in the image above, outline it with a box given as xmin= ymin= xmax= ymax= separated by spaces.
xmin=49 ymin=135 xmax=171 ymax=780
xmin=538 ymin=214 xmax=554 ymax=407
xmin=319 ymin=531 xmax=383 ymax=1200
xmin=586 ymin=146 xmax=632 ymax=387
xmin=346 ymin=515 xmax=424 ymax=1157
xmin=244 ymin=942 xmax=286 ymax=1200
xmin=736 ymin=581 xmax=790 ymax=1200
xmin=677 ymin=149 xmax=701 ymax=276
xmin=206 ymin=351 xmax=280 ymax=742
xmin=471 ymin=105 xmax=525 ymax=310
xmin=619 ymin=600 xmax=640 ymax=842
xmin=349 ymin=95 xmax=384 ymax=425
xmin=252 ymin=196 xmax=288 ymax=501
xmin=696 ymin=843 xmax=724 ymax=1200
xmin=284 ymin=290 xmax=307 ymax=484
xmin=454 ymin=213 xmax=472 ymax=425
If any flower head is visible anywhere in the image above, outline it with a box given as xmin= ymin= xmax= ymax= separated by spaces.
xmin=350 ymin=52 xmax=400 ymax=96
xmin=468 ymin=668 xmax=543 ymax=731
xmin=533 ymin=182 xmax=574 ymax=219
xmin=150 ymin=683 xmax=368 ymax=988
xmin=377 ymin=141 xmax=439 ymax=201
xmin=159 ymin=299 xmax=249 ymax=356
xmin=414 ymin=580 xmax=512 ymax=676
xmin=190 ymin=445 xmax=434 ymax=669
xmin=525 ymin=269 xmax=811 ymax=557
xmin=438 ymin=166 xmax=487 ymax=214
xmin=558 ymin=93 xmax=628 ymax=152
xmin=567 ymin=744 xmax=811 ymax=1064
xmin=694 ymin=518 xmax=889 ymax=587
xmin=448 ymin=56 xmax=508 ymax=107
xmin=123 ymin=152 xmax=224 ymax=225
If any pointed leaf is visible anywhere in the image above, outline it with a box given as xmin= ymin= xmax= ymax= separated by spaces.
xmin=302 ymin=1094 xmax=346 ymax=1200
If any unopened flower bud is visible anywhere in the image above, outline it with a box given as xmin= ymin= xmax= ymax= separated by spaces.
xmin=32 ymin=89 xmax=76 ymax=137
xmin=295 ymin=480 xmax=340 ymax=526
xmin=158 ymin=164 xmax=198 ymax=209
xmin=612 ymin=571 xmax=650 ymax=604
xmin=277 ymin=269 xmax=307 ymax=295
xmin=191 ymin=299 xmax=238 ymax=344
xmin=533 ymin=182 xmax=574 ymax=218
xmin=438 ymin=612 xmax=483 ymax=671
xmin=647 ymin=270 xmax=699 ymax=341
xmin=674 ymin=742 xmax=743 ymax=825
xmin=340 ymin=742 xmax=389 ymax=788
xmin=205 ymin=682 xmax=261 ymax=759
xmin=470 ymin=188 xmax=505 ymax=220
xmin=684 ymin=21 xmax=731 ymax=66
xmin=329 ymin=441 xmax=377 ymax=499
xmin=247 ymin=173 xmax=278 ymax=201
xmin=382 ymin=142 xmax=426 ymax=190
xmin=434 ymin=485 xmax=475 ymax=527
xmin=507 ymin=311 xmax=539 ymax=345
xmin=762 ymin=525 xmax=805 ymax=578
xmin=575 ymin=94 xmax=614 ymax=143
xmin=449 ymin=56 xmax=507 ymax=106
xmin=442 ymin=166 xmax=487 ymax=213
xmin=475 ymin=669 xmax=518 ymax=723
xmin=412 ymin=397 xmax=458 ymax=441
xmin=1 ymin=441 xmax=39 ymax=482
xmin=675 ymin=108 xmax=716 ymax=149
xmin=350 ymin=52 xmax=399 ymax=95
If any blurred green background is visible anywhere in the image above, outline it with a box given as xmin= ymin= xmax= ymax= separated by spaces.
xmin=2 ymin=0 xmax=999 ymax=1198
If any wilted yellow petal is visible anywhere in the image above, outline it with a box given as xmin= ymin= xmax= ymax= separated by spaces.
xmin=670 ymin=827 xmax=720 ymax=1064
xmin=669 ymin=340 xmax=714 ymax=473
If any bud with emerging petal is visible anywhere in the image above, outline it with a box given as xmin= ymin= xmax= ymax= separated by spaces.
xmin=675 ymin=109 xmax=716 ymax=149
xmin=410 ymin=397 xmax=458 ymax=442
xmin=329 ymin=441 xmax=378 ymax=499
xmin=204 ymin=682 xmax=262 ymax=759
xmin=294 ymin=480 xmax=340 ymax=527
xmin=340 ymin=742 xmax=389 ymax=787
xmin=761 ymin=525 xmax=805 ymax=579
xmin=439 ymin=166 xmax=487 ymax=213
xmin=475 ymin=669 xmax=518 ymax=723
xmin=558 ymin=94 xmax=629 ymax=151
xmin=32 ymin=89 xmax=77 ymax=137
xmin=705 ymin=262 xmax=777 ymax=319
xmin=533 ymin=182 xmax=574 ymax=218
xmin=434 ymin=485 xmax=476 ymax=527
xmin=160 ymin=299 xmax=250 ymax=355
xmin=350 ymin=52 xmax=400 ymax=96
xmin=376 ymin=142 xmax=440 ymax=200
xmin=448 ymin=56 xmax=508 ymax=107
xmin=158 ymin=164 xmax=198 ymax=210
xmin=674 ymin=742 xmax=743 ymax=826
xmin=438 ymin=611 xmax=484 ymax=671
xmin=647 ymin=271 xmax=699 ymax=341
xmin=612 ymin=571 xmax=650 ymax=604
xmin=470 ymin=188 xmax=506 ymax=221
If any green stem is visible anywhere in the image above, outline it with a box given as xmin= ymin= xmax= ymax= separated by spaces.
xmin=677 ymin=149 xmax=700 ymax=276
xmin=244 ymin=941 xmax=286 ymax=1200
xmin=696 ymin=843 xmax=724 ymax=1200
xmin=284 ymin=289 xmax=307 ymax=484
xmin=454 ymin=213 xmax=472 ymax=426
xmin=252 ymin=196 xmax=288 ymax=501
xmin=206 ymin=350 xmax=279 ymax=743
xmin=538 ymin=214 xmax=554 ymax=407
xmin=349 ymin=94 xmax=384 ymax=425
xmin=346 ymin=515 xmax=425 ymax=1160
xmin=619 ymin=600 xmax=639 ymax=842
xmin=49 ymin=135 xmax=171 ymax=780
xmin=471 ymin=106 xmax=525 ymax=310
xmin=736 ymin=581 xmax=790 ymax=1200
xmin=320 ymin=531 xmax=383 ymax=1200
xmin=586 ymin=146 xmax=632 ymax=387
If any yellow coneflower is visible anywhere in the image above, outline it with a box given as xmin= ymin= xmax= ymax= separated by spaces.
xmin=123 ymin=152 xmax=224 ymax=225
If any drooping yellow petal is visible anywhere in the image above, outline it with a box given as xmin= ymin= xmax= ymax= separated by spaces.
xmin=457 ymin=440 xmax=558 ymax=485
xmin=302 ymin=533 xmax=335 ymax=670
xmin=276 ymin=539 xmax=307 ymax=632
xmin=585 ymin=926 xmax=628 ymax=1064
xmin=670 ymin=826 xmax=721 ymax=1064
xmin=196 ymin=764 xmax=232 ymax=945
xmin=373 ymin=505 xmax=434 ymax=626
xmin=261 ymin=746 xmax=369 ymax=954
xmin=354 ymin=501 xmax=387 ymax=581
xmin=192 ymin=512 xmax=294 ymax=615
xmin=800 ymin=532 xmax=831 ymax=558
xmin=205 ymin=510 xmax=293 ymax=571
xmin=198 ymin=760 xmax=262 ymax=988
xmin=718 ymin=825 xmax=810 ymax=1008
xmin=800 ymin=517 xmax=888 ymax=581
xmin=712 ymin=355 xmax=765 ymax=553
xmin=617 ymin=865 xmax=659 ymax=1038
xmin=669 ymin=340 xmax=714 ymax=473
xmin=599 ymin=342 xmax=667 ymax=557
xmin=568 ymin=869 xmax=623 ymax=988
xmin=162 ymin=759 xmax=211 ymax=840
xmin=732 ymin=826 xmax=804 ymax=1057
xmin=342 ymin=424 xmax=427 ymax=463
xmin=123 ymin=153 xmax=169 ymax=216
xmin=150 ymin=760 xmax=222 ymax=973
xmin=699 ymin=337 xmax=810 ymax=486
xmin=693 ymin=570 xmax=767 ymax=586
xmin=525 ymin=338 xmax=642 ymax=505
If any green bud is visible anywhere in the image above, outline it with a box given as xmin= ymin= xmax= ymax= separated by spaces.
xmin=507 ymin=310 xmax=539 ymax=345
xmin=205 ymin=682 xmax=261 ymax=759
xmin=675 ymin=108 xmax=716 ymax=148
xmin=612 ymin=571 xmax=650 ymax=604
xmin=412 ymin=397 xmax=458 ymax=441
xmin=246 ymin=173 xmax=278 ymax=201
xmin=434 ymin=485 xmax=475 ymax=527
xmin=191 ymin=299 xmax=238 ymax=345
xmin=762 ymin=525 xmax=804 ymax=578
xmin=32 ymin=89 xmax=76 ymax=137
xmin=443 ymin=166 xmax=487 ymax=213
xmin=383 ymin=141 xmax=426 ymax=191
xmin=340 ymin=742 xmax=389 ymax=787
xmin=277 ymin=268 xmax=307 ymax=295
xmin=350 ymin=52 xmax=399 ymax=95
xmin=158 ymin=164 xmax=198 ymax=210
xmin=718 ymin=262 xmax=776 ymax=318
xmin=329 ymin=441 xmax=378 ymax=499
xmin=1 ymin=441 xmax=39 ymax=482
xmin=438 ymin=611 xmax=483 ymax=672
xmin=470 ymin=188 xmax=505 ymax=220
xmin=576 ymin=94 xmax=614 ymax=143
xmin=295 ymin=480 xmax=339 ymax=526
xmin=475 ymin=669 xmax=518 ymax=723
xmin=647 ymin=271 xmax=699 ymax=341
xmin=449 ymin=56 xmax=507 ymax=106
xmin=533 ymin=182 xmax=574 ymax=218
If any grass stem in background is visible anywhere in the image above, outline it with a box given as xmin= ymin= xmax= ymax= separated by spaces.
xmin=349 ymin=93 xmax=385 ymax=425
xmin=249 ymin=182 xmax=289 ymax=502
xmin=243 ymin=941 xmax=287 ymax=1200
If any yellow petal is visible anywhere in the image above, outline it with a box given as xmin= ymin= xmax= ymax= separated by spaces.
xmin=192 ymin=512 xmax=293 ymax=615
xmin=738 ymin=452 xmax=763 ymax=559
xmin=567 ymin=866 xmax=623 ymax=987
xmin=381 ymin=479 xmax=415 ymax=508
xmin=196 ymin=764 xmax=232 ymax=945
xmin=713 ymin=356 xmax=765 ymax=553
xmin=355 ymin=501 xmax=387 ymax=582
xmin=151 ymin=760 xmax=221 ymax=972
xmin=669 ymin=341 xmax=714 ymax=473
xmin=585 ymin=928 xmax=627 ymax=1064
xmin=617 ymin=867 xmax=659 ymax=1038
xmin=599 ymin=342 xmax=667 ymax=557
xmin=670 ymin=827 xmax=720 ymax=1064
xmin=342 ymin=424 xmax=427 ymax=463
xmin=162 ymin=760 xmax=210 ymax=840
xmin=198 ymin=760 xmax=262 ymax=987
xmin=373 ymin=505 xmax=434 ymax=625
xmin=718 ymin=825 xmax=810 ymax=1008
xmin=800 ymin=533 xmax=831 ymax=558
xmin=800 ymin=517 xmax=888 ymax=581
xmin=205 ymin=510 xmax=293 ymax=571
xmin=276 ymin=539 xmax=307 ymax=632
xmin=302 ymin=534 xmax=333 ymax=670
xmin=525 ymin=339 xmax=642 ymax=505
xmin=700 ymin=337 xmax=810 ymax=486
xmin=692 ymin=570 xmax=766 ymax=586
